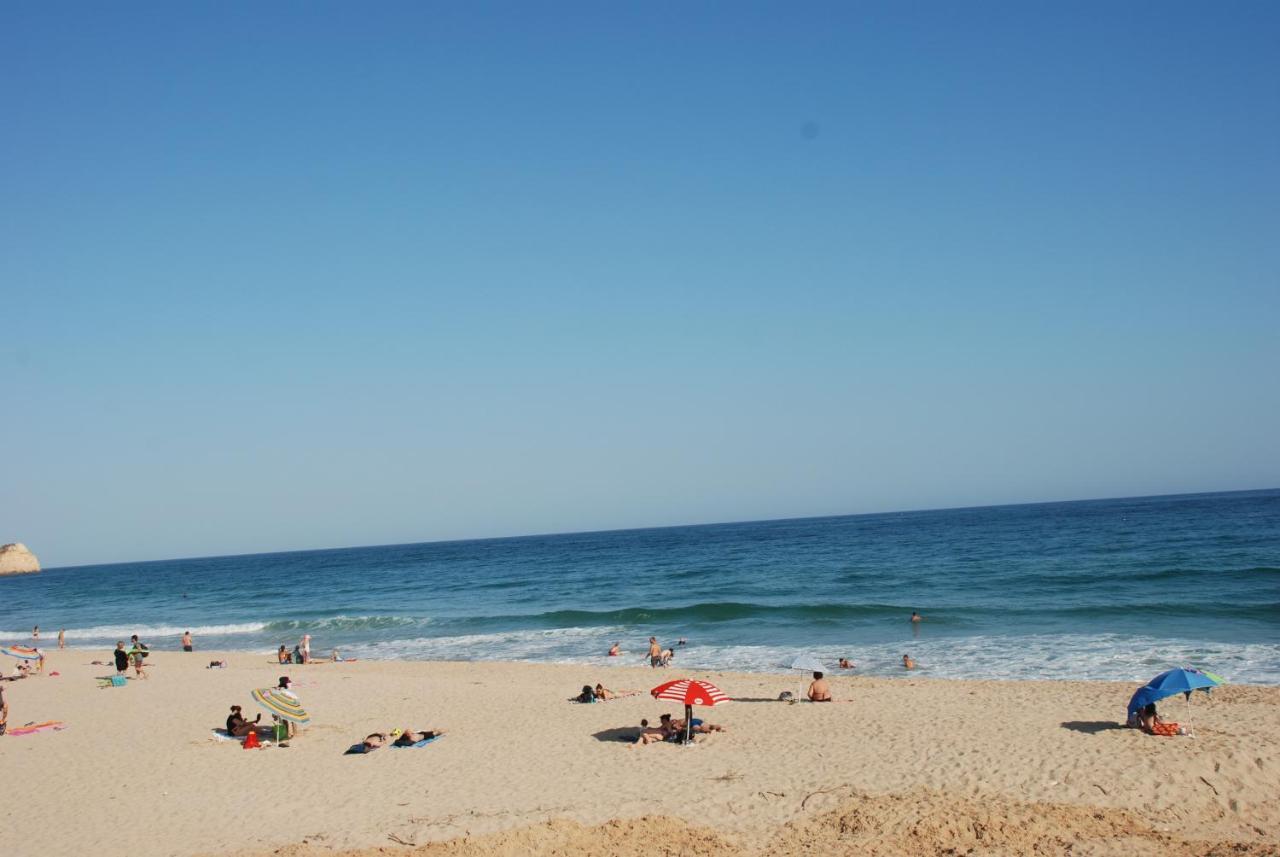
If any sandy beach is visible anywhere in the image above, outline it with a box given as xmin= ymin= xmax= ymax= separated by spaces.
xmin=1 ymin=649 xmax=1277 ymax=857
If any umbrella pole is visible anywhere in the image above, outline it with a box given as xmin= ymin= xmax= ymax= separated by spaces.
xmin=685 ymin=704 xmax=692 ymax=745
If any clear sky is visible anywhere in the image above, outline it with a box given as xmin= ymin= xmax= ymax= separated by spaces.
xmin=3 ymin=2 xmax=1277 ymax=568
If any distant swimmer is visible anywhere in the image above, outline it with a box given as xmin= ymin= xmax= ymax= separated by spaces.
xmin=677 ymin=638 xmax=687 ymax=646
xmin=902 ymin=654 xmax=916 ymax=670
xmin=32 ymin=626 xmax=39 ymax=640
xmin=910 ymin=611 xmax=922 ymax=623
xmin=648 ymin=637 xmax=662 ymax=668
xmin=608 ymin=642 xmax=621 ymax=657
xmin=838 ymin=658 xmax=855 ymax=669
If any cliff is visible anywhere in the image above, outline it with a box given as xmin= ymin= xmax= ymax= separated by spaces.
xmin=0 ymin=543 xmax=40 ymax=575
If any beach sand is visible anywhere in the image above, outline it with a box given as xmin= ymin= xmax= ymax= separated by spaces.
xmin=1 ymin=650 xmax=1276 ymax=856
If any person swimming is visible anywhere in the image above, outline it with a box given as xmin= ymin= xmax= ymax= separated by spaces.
xmin=608 ymin=642 xmax=620 ymax=657
xmin=902 ymin=654 xmax=916 ymax=670
xmin=910 ymin=611 xmax=922 ymax=623
xmin=838 ymin=658 xmax=854 ymax=669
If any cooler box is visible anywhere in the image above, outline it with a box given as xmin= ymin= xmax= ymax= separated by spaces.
xmin=110 ymin=675 xmax=127 ymax=687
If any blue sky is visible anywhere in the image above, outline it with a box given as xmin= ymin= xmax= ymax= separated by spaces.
xmin=3 ymin=2 xmax=1277 ymax=567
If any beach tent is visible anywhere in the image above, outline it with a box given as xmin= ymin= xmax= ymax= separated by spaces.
xmin=651 ymin=678 xmax=730 ymax=744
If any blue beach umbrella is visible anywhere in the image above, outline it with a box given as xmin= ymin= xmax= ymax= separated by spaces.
xmin=1127 ymin=668 xmax=1220 ymax=732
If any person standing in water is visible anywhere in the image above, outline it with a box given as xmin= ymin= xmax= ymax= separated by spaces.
xmin=181 ymin=631 xmax=193 ymax=652
xmin=32 ymin=626 xmax=39 ymax=641
xmin=58 ymin=629 xmax=65 ymax=650
xmin=910 ymin=611 xmax=922 ymax=624
xmin=647 ymin=637 xmax=662 ymax=668
xmin=301 ymin=634 xmax=312 ymax=664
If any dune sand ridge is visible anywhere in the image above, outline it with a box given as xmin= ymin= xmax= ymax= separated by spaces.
xmin=0 ymin=651 xmax=1274 ymax=856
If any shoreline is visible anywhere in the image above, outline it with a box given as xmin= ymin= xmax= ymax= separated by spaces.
xmin=2 ymin=650 xmax=1277 ymax=856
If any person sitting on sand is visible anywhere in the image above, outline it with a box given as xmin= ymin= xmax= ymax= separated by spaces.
xmin=393 ymin=727 xmax=446 ymax=746
xmin=608 ymin=642 xmax=620 ymax=657
xmin=330 ymin=649 xmax=343 ymax=662
xmin=634 ymin=718 xmax=667 ymax=746
xmin=278 ymin=645 xmax=290 ymax=664
xmin=226 ymin=705 xmax=262 ymax=737
xmin=902 ymin=654 xmax=915 ymax=670
xmin=1139 ymin=703 xmax=1187 ymax=736
xmin=575 ymin=685 xmax=597 ymax=703
xmin=838 ymin=658 xmax=854 ymax=669
xmin=807 ymin=671 xmax=832 ymax=702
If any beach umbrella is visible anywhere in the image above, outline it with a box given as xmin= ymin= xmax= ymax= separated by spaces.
xmin=1 ymin=645 xmax=41 ymax=660
xmin=1127 ymin=667 xmax=1220 ymax=734
xmin=651 ymin=678 xmax=730 ymax=745
xmin=788 ymin=654 xmax=827 ymax=673
xmin=251 ymin=687 xmax=310 ymax=725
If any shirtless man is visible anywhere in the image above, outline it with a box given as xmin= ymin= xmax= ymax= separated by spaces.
xmin=910 ymin=611 xmax=922 ymax=624
xmin=182 ymin=631 xmax=193 ymax=652
xmin=648 ymin=637 xmax=662 ymax=668
xmin=902 ymin=654 xmax=916 ymax=670
xmin=807 ymin=671 xmax=832 ymax=701
xmin=838 ymin=658 xmax=854 ymax=669
xmin=608 ymin=642 xmax=620 ymax=657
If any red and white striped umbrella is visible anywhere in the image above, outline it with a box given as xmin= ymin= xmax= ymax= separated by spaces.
xmin=650 ymin=679 xmax=730 ymax=743
xmin=650 ymin=678 xmax=731 ymax=708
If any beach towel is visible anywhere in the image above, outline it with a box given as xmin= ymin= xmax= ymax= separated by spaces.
xmin=9 ymin=721 xmax=67 ymax=736
xmin=211 ymin=729 xmax=248 ymax=743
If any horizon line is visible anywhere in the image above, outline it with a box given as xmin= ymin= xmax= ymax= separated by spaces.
xmin=35 ymin=483 xmax=1279 ymax=572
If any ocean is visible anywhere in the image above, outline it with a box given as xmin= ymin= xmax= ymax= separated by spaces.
xmin=3 ymin=489 xmax=1278 ymax=684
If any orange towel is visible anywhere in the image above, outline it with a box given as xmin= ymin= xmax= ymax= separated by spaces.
xmin=1150 ymin=721 xmax=1181 ymax=736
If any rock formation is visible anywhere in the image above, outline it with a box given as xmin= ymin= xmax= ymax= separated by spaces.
xmin=0 ymin=543 xmax=40 ymax=575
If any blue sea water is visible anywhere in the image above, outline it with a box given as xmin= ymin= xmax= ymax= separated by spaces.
xmin=3 ymin=490 xmax=1278 ymax=683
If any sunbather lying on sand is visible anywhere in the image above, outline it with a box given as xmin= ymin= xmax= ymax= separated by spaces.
xmin=661 ymin=712 xmax=726 ymax=735
xmin=393 ymin=727 xmax=446 ymax=746
xmin=361 ymin=733 xmax=389 ymax=751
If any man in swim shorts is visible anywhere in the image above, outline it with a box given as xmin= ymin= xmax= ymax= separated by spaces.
xmin=648 ymin=637 xmax=662 ymax=668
